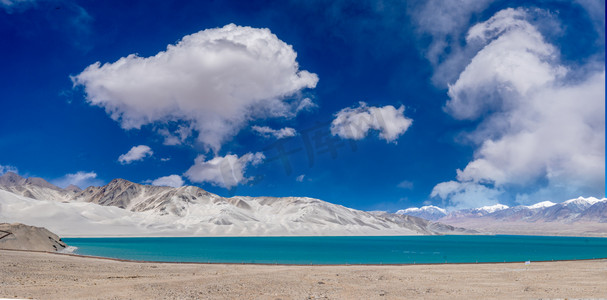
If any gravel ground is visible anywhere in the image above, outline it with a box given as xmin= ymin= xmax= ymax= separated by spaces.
xmin=0 ymin=249 xmax=606 ymax=299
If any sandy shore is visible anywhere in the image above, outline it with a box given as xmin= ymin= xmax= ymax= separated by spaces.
xmin=0 ymin=250 xmax=606 ymax=299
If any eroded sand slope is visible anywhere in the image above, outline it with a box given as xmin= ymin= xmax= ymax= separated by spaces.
xmin=0 ymin=223 xmax=66 ymax=252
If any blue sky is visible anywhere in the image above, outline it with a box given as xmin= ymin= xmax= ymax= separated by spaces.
xmin=0 ymin=0 xmax=604 ymax=211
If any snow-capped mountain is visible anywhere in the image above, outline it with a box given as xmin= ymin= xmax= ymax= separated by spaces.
xmin=526 ymin=201 xmax=556 ymax=209
xmin=577 ymin=201 xmax=607 ymax=221
xmin=397 ymin=197 xmax=607 ymax=236
xmin=563 ymin=196 xmax=603 ymax=210
xmin=400 ymin=198 xmax=606 ymax=223
xmin=395 ymin=205 xmax=447 ymax=221
xmin=437 ymin=204 xmax=510 ymax=220
xmin=477 ymin=204 xmax=509 ymax=214
xmin=529 ymin=197 xmax=605 ymax=223
xmin=0 ymin=173 xmax=465 ymax=237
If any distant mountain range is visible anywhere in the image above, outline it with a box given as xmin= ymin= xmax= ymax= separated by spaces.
xmin=396 ymin=198 xmax=607 ymax=237
xmin=397 ymin=199 xmax=607 ymax=222
xmin=0 ymin=172 xmax=469 ymax=237
xmin=396 ymin=205 xmax=448 ymax=221
xmin=2 ymin=172 xmax=603 ymax=237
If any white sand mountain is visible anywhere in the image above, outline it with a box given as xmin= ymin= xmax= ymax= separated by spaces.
xmin=369 ymin=211 xmax=477 ymax=234
xmin=0 ymin=173 xmax=466 ymax=237
xmin=0 ymin=223 xmax=66 ymax=252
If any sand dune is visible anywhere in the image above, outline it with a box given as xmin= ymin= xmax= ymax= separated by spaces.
xmin=0 ymin=186 xmax=451 ymax=237
xmin=0 ymin=223 xmax=66 ymax=252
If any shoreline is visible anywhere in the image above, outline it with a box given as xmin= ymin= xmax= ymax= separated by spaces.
xmin=59 ymin=232 xmax=607 ymax=238
xmin=3 ymin=248 xmax=606 ymax=266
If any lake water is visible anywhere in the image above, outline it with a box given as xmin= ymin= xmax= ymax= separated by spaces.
xmin=62 ymin=235 xmax=607 ymax=265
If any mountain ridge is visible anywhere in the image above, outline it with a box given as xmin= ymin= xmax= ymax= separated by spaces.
xmin=397 ymin=197 xmax=607 ymax=236
xmin=0 ymin=172 xmax=468 ymax=237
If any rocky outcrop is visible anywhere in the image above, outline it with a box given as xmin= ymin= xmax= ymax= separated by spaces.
xmin=0 ymin=172 xmax=75 ymax=201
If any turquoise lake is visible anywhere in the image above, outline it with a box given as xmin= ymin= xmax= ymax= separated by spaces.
xmin=62 ymin=235 xmax=607 ymax=265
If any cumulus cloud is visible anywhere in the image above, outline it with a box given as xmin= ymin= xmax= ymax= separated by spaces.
xmin=431 ymin=181 xmax=502 ymax=209
xmin=184 ymin=152 xmax=265 ymax=189
xmin=252 ymin=126 xmax=297 ymax=139
xmin=0 ymin=164 xmax=18 ymax=175
xmin=118 ymin=145 xmax=153 ymax=165
xmin=52 ymin=171 xmax=103 ymax=189
xmin=147 ymin=175 xmax=184 ymax=188
xmin=409 ymin=0 xmax=494 ymax=86
xmin=158 ymin=125 xmax=193 ymax=146
xmin=432 ymin=8 xmax=605 ymax=207
xmin=73 ymin=24 xmax=318 ymax=152
xmin=445 ymin=8 xmax=566 ymax=120
xmin=331 ymin=102 xmax=412 ymax=143
xmin=295 ymin=98 xmax=318 ymax=113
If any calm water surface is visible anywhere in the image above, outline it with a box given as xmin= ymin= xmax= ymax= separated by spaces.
xmin=62 ymin=235 xmax=607 ymax=264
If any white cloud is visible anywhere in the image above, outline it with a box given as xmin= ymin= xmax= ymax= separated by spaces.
xmin=295 ymin=98 xmax=318 ymax=113
xmin=252 ymin=126 xmax=297 ymax=139
xmin=409 ymin=0 xmax=494 ymax=86
xmin=184 ymin=152 xmax=265 ymax=189
xmin=118 ymin=145 xmax=153 ymax=165
xmin=432 ymin=8 xmax=605 ymax=207
xmin=446 ymin=8 xmax=566 ymax=120
xmin=575 ymin=0 xmax=605 ymax=41
xmin=296 ymin=174 xmax=305 ymax=182
xmin=148 ymin=175 xmax=184 ymax=188
xmin=158 ymin=125 xmax=192 ymax=146
xmin=73 ymin=24 xmax=318 ymax=152
xmin=0 ymin=164 xmax=18 ymax=175
xmin=431 ymin=181 xmax=502 ymax=210
xmin=397 ymin=180 xmax=413 ymax=189
xmin=331 ymin=102 xmax=412 ymax=143
xmin=53 ymin=171 xmax=103 ymax=189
